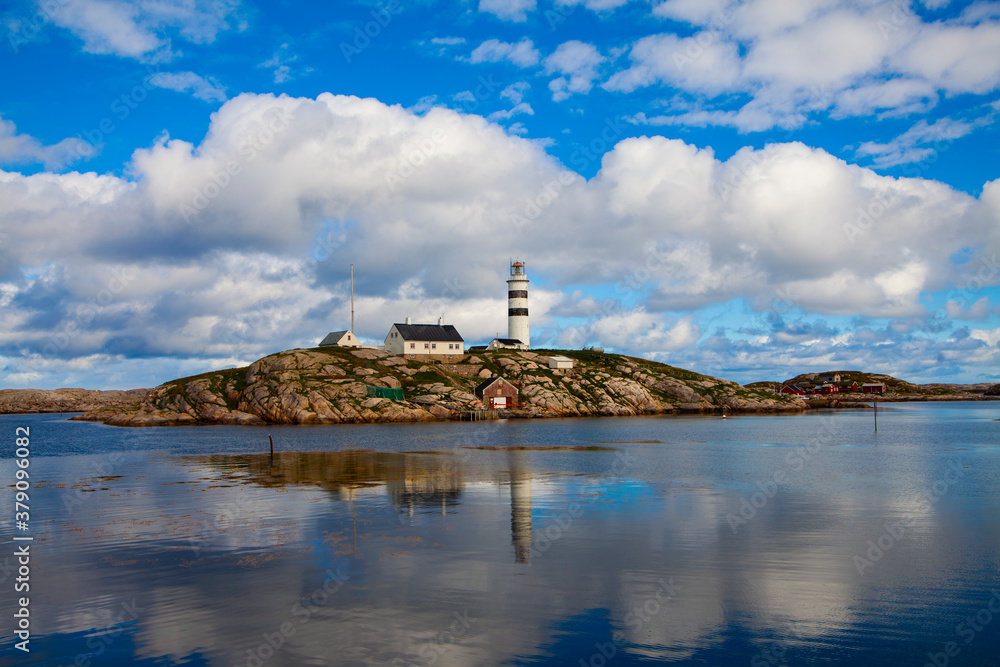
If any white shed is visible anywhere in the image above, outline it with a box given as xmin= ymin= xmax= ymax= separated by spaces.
xmin=319 ymin=330 xmax=362 ymax=348
xmin=548 ymin=356 xmax=574 ymax=370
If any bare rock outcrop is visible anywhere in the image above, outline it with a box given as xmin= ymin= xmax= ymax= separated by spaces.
xmin=73 ymin=346 xmax=805 ymax=426
xmin=1 ymin=388 xmax=152 ymax=416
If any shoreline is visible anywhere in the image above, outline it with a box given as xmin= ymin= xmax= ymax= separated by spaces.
xmin=2 ymin=395 xmax=995 ymax=426
xmin=3 ymin=350 xmax=995 ymax=426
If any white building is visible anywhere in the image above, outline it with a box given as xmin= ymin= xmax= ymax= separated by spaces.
xmin=384 ymin=317 xmax=465 ymax=357
xmin=548 ymin=356 xmax=574 ymax=370
xmin=507 ymin=260 xmax=529 ymax=349
xmin=318 ymin=330 xmax=362 ymax=348
xmin=487 ymin=337 xmax=526 ymax=351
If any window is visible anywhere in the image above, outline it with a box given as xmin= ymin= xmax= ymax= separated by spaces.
xmin=424 ymin=343 xmax=429 ymax=349
xmin=432 ymin=343 xmax=437 ymax=350
xmin=410 ymin=343 xmax=414 ymax=349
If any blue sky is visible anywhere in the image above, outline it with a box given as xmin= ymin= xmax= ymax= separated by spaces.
xmin=1 ymin=0 xmax=999 ymax=390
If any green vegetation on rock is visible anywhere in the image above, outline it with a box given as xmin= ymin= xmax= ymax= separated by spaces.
xmin=75 ymin=347 xmax=806 ymax=426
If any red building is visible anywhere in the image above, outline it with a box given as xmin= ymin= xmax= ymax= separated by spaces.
xmin=475 ymin=376 xmax=519 ymax=409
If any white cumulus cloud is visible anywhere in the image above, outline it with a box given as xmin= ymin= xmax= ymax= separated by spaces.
xmin=479 ymin=0 xmax=536 ymax=22
xmin=545 ymin=41 xmax=605 ymax=101
xmin=1 ymin=92 xmax=997 ymax=387
xmin=149 ymin=71 xmax=227 ymax=103
xmin=470 ymin=38 xmax=541 ymax=68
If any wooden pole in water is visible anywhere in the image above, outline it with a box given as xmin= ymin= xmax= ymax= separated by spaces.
xmin=874 ymin=397 xmax=878 ymax=433
xmin=269 ymin=433 xmax=274 ymax=462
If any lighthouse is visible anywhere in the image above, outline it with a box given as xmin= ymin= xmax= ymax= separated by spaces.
xmin=507 ymin=260 xmax=530 ymax=349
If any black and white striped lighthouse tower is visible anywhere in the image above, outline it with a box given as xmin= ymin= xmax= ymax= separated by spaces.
xmin=507 ymin=260 xmax=529 ymax=349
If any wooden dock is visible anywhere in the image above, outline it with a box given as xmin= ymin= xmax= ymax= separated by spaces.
xmin=458 ymin=409 xmax=499 ymax=421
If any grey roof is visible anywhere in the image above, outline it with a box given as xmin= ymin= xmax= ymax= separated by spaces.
xmin=475 ymin=376 xmax=500 ymax=396
xmin=319 ymin=330 xmax=351 ymax=346
xmin=393 ymin=323 xmax=464 ymax=342
xmin=493 ymin=338 xmax=523 ymax=345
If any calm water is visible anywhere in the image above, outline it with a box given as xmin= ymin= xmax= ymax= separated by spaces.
xmin=1 ymin=403 xmax=998 ymax=666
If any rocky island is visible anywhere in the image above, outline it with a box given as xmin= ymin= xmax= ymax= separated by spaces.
xmin=747 ymin=371 xmax=1000 ymax=404
xmin=67 ymin=347 xmax=804 ymax=426
xmin=0 ymin=388 xmax=151 ymax=415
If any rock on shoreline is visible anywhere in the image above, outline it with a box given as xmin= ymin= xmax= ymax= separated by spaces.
xmin=68 ymin=347 xmax=806 ymax=427
xmin=0 ymin=388 xmax=151 ymax=416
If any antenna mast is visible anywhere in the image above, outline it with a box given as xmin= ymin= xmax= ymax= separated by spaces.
xmin=350 ymin=264 xmax=355 ymax=333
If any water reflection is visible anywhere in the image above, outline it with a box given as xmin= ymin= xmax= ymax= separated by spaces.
xmin=194 ymin=449 xmax=539 ymax=565
xmin=509 ymin=451 xmax=533 ymax=564
xmin=4 ymin=407 xmax=1000 ymax=666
